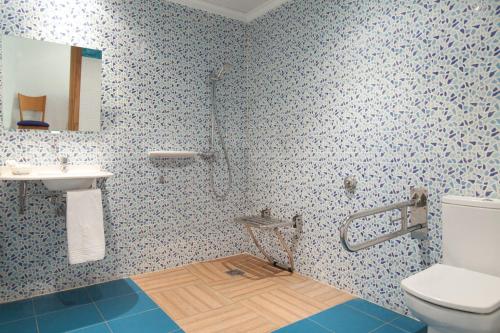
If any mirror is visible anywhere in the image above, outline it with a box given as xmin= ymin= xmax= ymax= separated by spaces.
xmin=1 ymin=35 xmax=102 ymax=132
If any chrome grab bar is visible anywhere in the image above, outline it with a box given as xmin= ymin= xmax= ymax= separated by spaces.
xmin=340 ymin=188 xmax=428 ymax=252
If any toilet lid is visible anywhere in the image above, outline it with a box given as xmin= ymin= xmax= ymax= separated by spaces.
xmin=401 ymin=264 xmax=500 ymax=314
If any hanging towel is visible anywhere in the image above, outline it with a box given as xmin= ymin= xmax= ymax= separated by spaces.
xmin=66 ymin=189 xmax=105 ymax=265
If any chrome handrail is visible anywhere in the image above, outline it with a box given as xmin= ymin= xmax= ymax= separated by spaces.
xmin=340 ymin=188 xmax=428 ymax=252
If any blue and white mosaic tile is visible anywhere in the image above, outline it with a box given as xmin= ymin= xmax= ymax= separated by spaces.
xmin=0 ymin=0 xmax=498 ymax=319
xmin=244 ymin=0 xmax=499 ymax=315
xmin=0 ymin=0 xmax=250 ymax=302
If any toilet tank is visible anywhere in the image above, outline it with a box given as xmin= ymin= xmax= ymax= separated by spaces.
xmin=442 ymin=196 xmax=500 ymax=277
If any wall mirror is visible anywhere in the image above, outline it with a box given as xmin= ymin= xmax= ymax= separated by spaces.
xmin=1 ymin=35 xmax=102 ymax=132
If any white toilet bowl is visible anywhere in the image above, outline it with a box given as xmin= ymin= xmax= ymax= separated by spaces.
xmin=402 ymin=196 xmax=500 ymax=333
xmin=402 ymin=264 xmax=500 ymax=333
xmin=404 ymin=292 xmax=500 ymax=333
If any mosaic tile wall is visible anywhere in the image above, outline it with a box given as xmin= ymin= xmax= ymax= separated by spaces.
xmin=1 ymin=0 xmax=498 ymax=316
xmin=244 ymin=0 xmax=499 ymax=314
xmin=0 ymin=0 xmax=250 ymax=302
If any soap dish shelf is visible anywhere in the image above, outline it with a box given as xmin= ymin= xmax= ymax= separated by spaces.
xmin=235 ymin=209 xmax=302 ymax=272
xmin=148 ymin=151 xmax=200 ymax=158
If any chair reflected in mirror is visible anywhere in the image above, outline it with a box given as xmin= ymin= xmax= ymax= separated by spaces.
xmin=17 ymin=93 xmax=49 ymax=130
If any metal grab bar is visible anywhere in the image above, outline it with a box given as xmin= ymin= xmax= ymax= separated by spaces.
xmin=340 ymin=188 xmax=428 ymax=252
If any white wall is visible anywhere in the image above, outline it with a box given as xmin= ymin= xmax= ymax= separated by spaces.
xmin=78 ymin=57 xmax=101 ymax=131
xmin=2 ymin=35 xmax=70 ymax=130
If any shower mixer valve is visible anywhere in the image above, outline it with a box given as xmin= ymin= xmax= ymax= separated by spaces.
xmin=199 ymin=151 xmax=216 ymax=160
xmin=344 ymin=176 xmax=357 ymax=193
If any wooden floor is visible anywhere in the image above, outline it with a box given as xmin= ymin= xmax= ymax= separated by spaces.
xmin=133 ymin=254 xmax=354 ymax=333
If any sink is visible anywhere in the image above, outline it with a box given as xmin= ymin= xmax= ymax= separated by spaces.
xmin=39 ymin=168 xmax=113 ymax=191
xmin=0 ymin=165 xmax=113 ymax=191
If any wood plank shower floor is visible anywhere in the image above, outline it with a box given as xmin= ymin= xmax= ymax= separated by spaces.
xmin=132 ymin=254 xmax=354 ymax=333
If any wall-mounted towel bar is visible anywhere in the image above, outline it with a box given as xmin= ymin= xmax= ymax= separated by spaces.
xmin=18 ymin=181 xmax=108 ymax=214
xmin=340 ymin=188 xmax=428 ymax=252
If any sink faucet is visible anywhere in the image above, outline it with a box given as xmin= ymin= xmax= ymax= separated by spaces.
xmin=58 ymin=156 xmax=68 ymax=173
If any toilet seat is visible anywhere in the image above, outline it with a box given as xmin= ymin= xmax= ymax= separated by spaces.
xmin=404 ymin=292 xmax=500 ymax=333
xmin=401 ymin=264 xmax=500 ymax=314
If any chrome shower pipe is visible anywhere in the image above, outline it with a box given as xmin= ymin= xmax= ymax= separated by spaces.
xmin=206 ymin=63 xmax=233 ymax=200
xmin=207 ymin=63 xmax=231 ymax=151
xmin=210 ymin=81 xmax=216 ymax=150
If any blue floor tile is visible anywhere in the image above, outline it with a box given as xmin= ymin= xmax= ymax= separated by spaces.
xmin=309 ymin=303 xmax=384 ymax=333
xmin=34 ymin=287 xmax=92 ymax=315
xmin=37 ymin=303 xmax=104 ymax=333
xmin=108 ymin=308 xmax=181 ymax=333
xmin=70 ymin=323 xmax=111 ymax=333
xmin=345 ymin=299 xmax=400 ymax=322
xmin=87 ymin=279 xmax=142 ymax=302
xmin=373 ymin=324 xmax=408 ymax=333
xmin=391 ymin=316 xmax=427 ymax=333
xmin=0 ymin=299 xmax=34 ymax=324
xmin=0 ymin=317 xmax=37 ymax=333
xmin=95 ymin=292 xmax=157 ymax=321
xmin=273 ymin=319 xmax=330 ymax=333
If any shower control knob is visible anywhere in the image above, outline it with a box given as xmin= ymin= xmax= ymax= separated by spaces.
xmin=261 ymin=208 xmax=271 ymax=218
xmin=344 ymin=176 xmax=357 ymax=193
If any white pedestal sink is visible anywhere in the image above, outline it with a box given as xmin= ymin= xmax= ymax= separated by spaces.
xmin=0 ymin=165 xmax=113 ymax=191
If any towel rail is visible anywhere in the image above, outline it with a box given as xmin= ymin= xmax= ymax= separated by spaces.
xmin=340 ymin=188 xmax=428 ymax=252
xmin=17 ymin=181 xmax=108 ymax=214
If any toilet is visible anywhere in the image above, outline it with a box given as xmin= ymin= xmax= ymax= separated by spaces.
xmin=401 ymin=196 xmax=500 ymax=333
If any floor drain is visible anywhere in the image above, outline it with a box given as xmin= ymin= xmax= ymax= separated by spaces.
xmin=226 ymin=269 xmax=245 ymax=276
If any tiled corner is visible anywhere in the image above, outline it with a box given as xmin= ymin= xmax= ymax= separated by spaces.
xmin=390 ymin=315 xmax=427 ymax=333
xmin=273 ymin=319 xmax=330 ymax=333
xmin=0 ymin=299 xmax=34 ymax=324
xmin=37 ymin=303 xmax=103 ymax=333
xmin=373 ymin=325 xmax=414 ymax=333
xmin=95 ymin=292 xmax=158 ymax=320
xmin=0 ymin=279 xmax=182 ymax=333
xmin=274 ymin=299 xmax=427 ymax=333
xmin=86 ymin=279 xmax=142 ymax=302
xmin=69 ymin=324 xmax=111 ymax=333
xmin=308 ymin=303 xmax=384 ymax=333
xmin=107 ymin=308 xmax=181 ymax=333
xmin=346 ymin=299 xmax=401 ymax=322
xmin=33 ymin=288 xmax=92 ymax=315
xmin=0 ymin=317 xmax=37 ymax=333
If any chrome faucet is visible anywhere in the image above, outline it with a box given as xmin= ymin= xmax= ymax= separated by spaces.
xmin=58 ymin=156 xmax=68 ymax=173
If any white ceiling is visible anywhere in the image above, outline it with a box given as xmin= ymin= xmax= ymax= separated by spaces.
xmin=167 ymin=0 xmax=290 ymax=22
xmin=202 ymin=0 xmax=270 ymax=13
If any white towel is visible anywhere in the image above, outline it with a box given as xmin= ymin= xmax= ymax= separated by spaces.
xmin=66 ymin=189 xmax=105 ymax=265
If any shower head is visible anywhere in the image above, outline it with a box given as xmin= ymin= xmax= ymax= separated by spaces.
xmin=211 ymin=63 xmax=232 ymax=81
